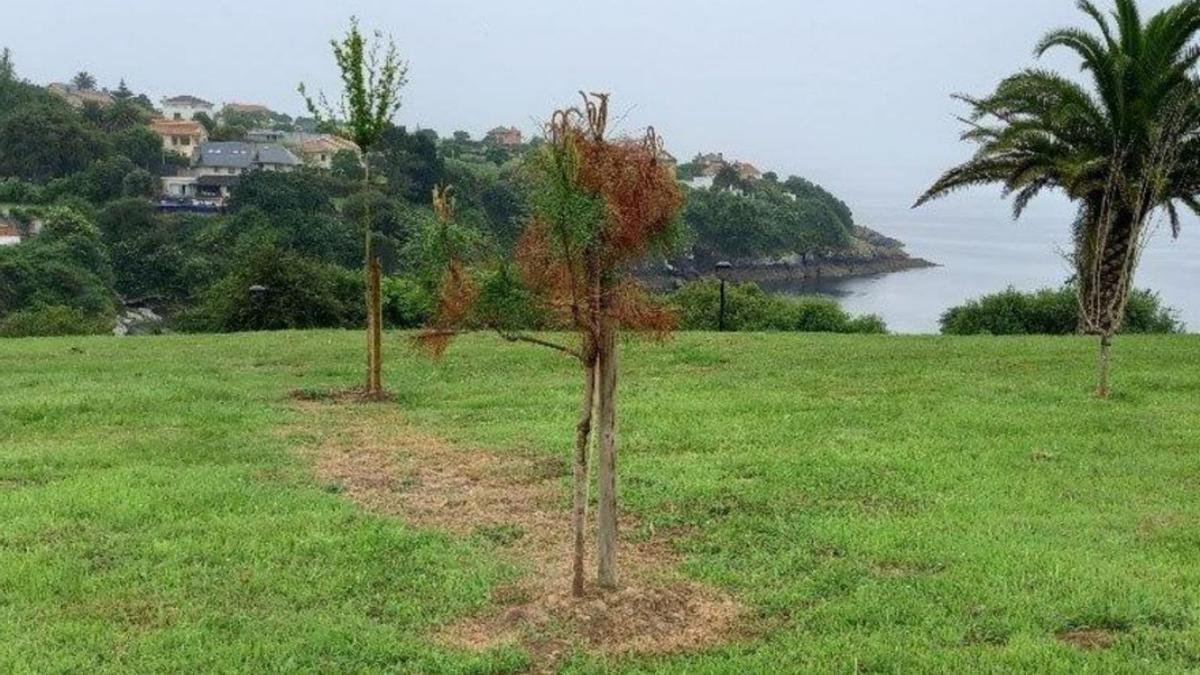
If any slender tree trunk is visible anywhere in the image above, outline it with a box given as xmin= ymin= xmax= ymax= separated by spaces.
xmin=572 ymin=352 xmax=597 ymax=598
xmin=363 ymin=161 xmax=376 ymax=394
xmin=1096 ymin=334 xmax=1113 ymax=399
xmin=596 ymin=315 xmax=619 ymax=590
xmin=364 ymin=240 xmax=376 ymax=392
xmin=370 ymin=256 xmax=384 ymax=394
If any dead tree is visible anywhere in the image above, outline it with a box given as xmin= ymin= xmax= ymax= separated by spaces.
xmin=421 ymin=93 xmax=682 ymax=595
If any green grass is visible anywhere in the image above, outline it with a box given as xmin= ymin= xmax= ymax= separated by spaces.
xmin=2 ymin=331 xmax=1199 ymax=673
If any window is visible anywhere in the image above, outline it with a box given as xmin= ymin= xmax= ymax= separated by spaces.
xmin=173 ymin=112 xmax=182 ymax=120
xmin=180 ymin=136 xmax=190 ymax=146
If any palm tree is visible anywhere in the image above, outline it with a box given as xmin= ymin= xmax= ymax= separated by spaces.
xmin=916 ymin=0 xmax=1200 ymax=397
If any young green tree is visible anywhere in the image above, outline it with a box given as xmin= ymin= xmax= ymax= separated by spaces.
xmin=300 ymin=17 xmax=408 ymax=398
xmin=113 ymin=79 xmax=133 ymax=100
xmin=422 ymin=93 xmax=683 ymax=595
xmin=71 ymin=71 xmax=97 ymax=91
xmin=0 ymin=48 xmax=14 ymax=81
xmin=916 ymin=0 xmax=1200 ymax=397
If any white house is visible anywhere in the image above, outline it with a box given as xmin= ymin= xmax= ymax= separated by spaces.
xmin=161 ymin=95 xmax=215 ymax=121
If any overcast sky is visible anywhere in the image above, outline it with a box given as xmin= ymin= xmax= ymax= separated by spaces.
xmin=0 ymin=0 xmax=1186 ymax=227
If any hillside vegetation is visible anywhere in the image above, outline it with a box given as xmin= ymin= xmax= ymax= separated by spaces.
xmin=2 ymin=331 xmax=1199 ymax=672
xmin=0 ymin=56 xmax=867 ymax=338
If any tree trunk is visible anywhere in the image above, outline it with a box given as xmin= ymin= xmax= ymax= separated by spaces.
xmin=596 ymin=316 xmax=619 ymax=590
xmin=362 ymin=162 xmax=377 ymax=394
xmin=369 ymin=256 xmax=384 ymax=394
xmin=572 ymin=354 xmax=597 ymax=598
xmin=1097 ymin=334 xmax=1113 ymax=399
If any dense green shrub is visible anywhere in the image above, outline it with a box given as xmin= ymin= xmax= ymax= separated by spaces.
xmin=0 ymin=207 xmax=116 ymax=321
xmin=176 ymin=247 xmax=363 ymax=333
xmin=381 ymin=276 xmax=433 ymax=328
xmin=940 ymin=286 xmax=1183 ymax=335
xmin=470 ymin=264 xmax=548 ymax=331
xmin=0 ymin=178 xmax=46 ymax=204
xmin=671 ymin=280 xmax=886 ymax=333
xmin=0 ymin=305 xmax=110 ymax=338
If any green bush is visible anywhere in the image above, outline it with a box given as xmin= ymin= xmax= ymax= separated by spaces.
xmin=940 ymin=286 xmax=1183 ymax=335
xmin=0 ymin=178 xmax=46 ymax=204
xmin=0 ymin=207 xmax=116 ymax=321
xmin=0 ymin=305 xmax=110 ymax=338
xmin=176 ymin=247 xmax=363 ymax=333
xmin=671 ymin=280 xmax=886 ymax=333
xmin=381 ymin=276 xmax=433 ymax=329
xmin=471 ymin=264 xmax=548 ymax=331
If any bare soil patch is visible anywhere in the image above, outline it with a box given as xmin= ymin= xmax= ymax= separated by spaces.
xmin=1056 ymin=627 xmax=1118 ymax=651
xmin=294 ymin=401 xmax=743 ymax=671
xmin=290 ymin=387 xmax=394 ymax=405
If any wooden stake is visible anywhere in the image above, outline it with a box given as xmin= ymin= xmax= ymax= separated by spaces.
xmin=596 ymin=316 xmax=619 ymax=589
xmin=572 ymin=355 xmax=597 ymax=597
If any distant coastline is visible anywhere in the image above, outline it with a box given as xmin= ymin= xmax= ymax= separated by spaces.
xmin=642 ymin=226 xmax=936 ymax=289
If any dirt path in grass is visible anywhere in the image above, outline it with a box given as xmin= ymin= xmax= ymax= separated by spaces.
xmin=291 ymin=396 xmax=743 ymax=672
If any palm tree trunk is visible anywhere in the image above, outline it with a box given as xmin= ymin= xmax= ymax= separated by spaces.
xmin=596 ymin=315 xmax=619 ymax=590
xmin=1096 ymin=334 xmax=1113 ymax=399
xmin=572 ymin=353 xmax=597 ymax=598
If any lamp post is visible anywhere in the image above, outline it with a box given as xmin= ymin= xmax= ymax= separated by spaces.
xmin=715 ymin=261 xmax=732 ymax=332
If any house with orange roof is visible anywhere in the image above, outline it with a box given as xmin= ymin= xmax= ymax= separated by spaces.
xmin=733 ymin=161 xmax=762 ymax=181
xmin=0 ymin=214 xmax=25 ymax=246
xmin=282 ymin=134 xmax=359 ymax=169
xmin=149 ymin=119 xmax=209 ymax=157
xmin=484 ymin=126 xmax=523 ymax=148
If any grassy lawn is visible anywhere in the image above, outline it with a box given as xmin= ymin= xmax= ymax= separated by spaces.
xmin=2 ymin=331 xmax=1198 ymax=672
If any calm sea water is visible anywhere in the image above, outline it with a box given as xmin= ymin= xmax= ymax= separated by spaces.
xmin=793 ymin=215 xmax=1199 ymax=334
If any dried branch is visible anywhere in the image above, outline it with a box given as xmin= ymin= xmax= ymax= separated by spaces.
xmin=496 ymin=330 xmax=583 ymax=360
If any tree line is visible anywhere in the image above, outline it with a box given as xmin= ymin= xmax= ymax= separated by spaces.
xmin=0 ymin=43 xmax=866 ymax=343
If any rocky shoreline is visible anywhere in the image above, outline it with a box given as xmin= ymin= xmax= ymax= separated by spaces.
xmin=640 ymin=226 xmax=937 ymax=289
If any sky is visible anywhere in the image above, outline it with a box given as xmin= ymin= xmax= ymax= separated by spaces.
xmin=0 ymin=0 xmax=1189 ymax=229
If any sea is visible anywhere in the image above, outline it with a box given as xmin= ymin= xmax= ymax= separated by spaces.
xmin=790 ymin=212 xmax=1199 ymax=334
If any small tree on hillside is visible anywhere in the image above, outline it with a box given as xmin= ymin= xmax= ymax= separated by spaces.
xmin=300 ymin=17 xmax=408 ymax=398
xmin=421 ymin=93 xmax=683 ymax=595
xmin=0 ymin=49 xmax=14 ymax=81
xmin=71 ymin=71 xmax=97 ymax=91
xmin=113 ymin=79 xmax=133 ymax=100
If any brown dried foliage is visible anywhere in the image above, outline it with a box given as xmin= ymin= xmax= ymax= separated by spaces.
xmin=418 ymin=186 xmax=478 ymax=357
xmin=514 ymin=92 xmax=683 ymax=347
xmin=417 ymin=93 xmax=682 ymax=358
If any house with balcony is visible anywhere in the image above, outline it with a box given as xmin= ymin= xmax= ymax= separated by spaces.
xmin=149 ymin=119 xmax=208 ymax=157
xmin=161 ymin=141 xmax=300 ymax=203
